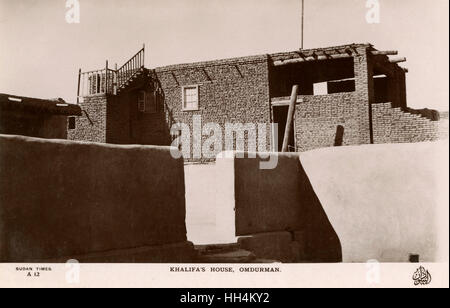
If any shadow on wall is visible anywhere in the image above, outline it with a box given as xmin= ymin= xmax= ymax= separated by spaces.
xmin=334 ymin=125 xmax=345 ymax=147
xmin=116 ymin=75 xmax=174 ymax=147
xmin=294 ymin=157 xmax=343 ymax=262
xmin=211 ymin=152 xmax=343 ymax=263
xmin=300 ymin=141 xmax=449 ymax=263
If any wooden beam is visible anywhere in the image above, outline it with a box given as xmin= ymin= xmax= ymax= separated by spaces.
xmin=271 ymin=98 xmax=303 ymax=107
xmin=282 ymin=85 xmax=299 ymax=153
xmin=371 ymin=50 xmax=398 ymax=56
xmin=273 ymin=53 xmax=352 ymax=66
xmin=389 ymin=57 xmax=407 ymax=64
xmin=345 ymin=48 xmax=353 ymax=55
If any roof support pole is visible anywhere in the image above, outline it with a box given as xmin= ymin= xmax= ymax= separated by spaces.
xmin=282 ymin=85 xmax=299 ymax=153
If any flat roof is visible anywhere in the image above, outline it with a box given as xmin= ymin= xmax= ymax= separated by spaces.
xmin=154 ymin=43 xmax=373 ymax=72
xmin=0 ymin=93 xmax=82 ymax=116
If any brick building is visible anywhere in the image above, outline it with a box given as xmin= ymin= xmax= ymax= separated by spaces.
xmin=68 ymin=43 xmax=439 ymax=161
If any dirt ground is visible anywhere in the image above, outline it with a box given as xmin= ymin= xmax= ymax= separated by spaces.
xmin=184 ymin=163 xmax=225 ymax=245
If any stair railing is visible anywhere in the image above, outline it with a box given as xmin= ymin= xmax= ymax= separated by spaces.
xmin=76 ymin=45 xmax=145 ymax=102
xmin=117 ymin=45 xmax=145 ymax=90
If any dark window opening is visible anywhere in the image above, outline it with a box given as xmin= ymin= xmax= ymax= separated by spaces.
xmin=373 ymin=74 xmax=390 ymax=104
xmin=327 ymin=79 xmax=356 ymax=94
xmin=372 ymin=65 xmax=407 ymax=109
xmin=138 ymin=90 xmax=158 ymax=114
xmin=270 ymin=58 xmax=356 ymax=98
xmin=68 ymin=117 xmax=76 ymax=130
xmin=273 ymin=106 xmax=295 ymax=152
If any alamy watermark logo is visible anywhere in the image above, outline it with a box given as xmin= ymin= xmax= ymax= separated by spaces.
xmin=65 ymin=0 xmax=80 ymax=24
xmin=65 ymin=259 xmax=80 ymax=284
xmin=169 ymin=115 xmax=279 ymax=169
xmin=366 ymin=0 xmax=380 ymax=24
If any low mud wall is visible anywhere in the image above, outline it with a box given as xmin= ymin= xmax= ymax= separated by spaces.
xmin=301 ymin=142 xmax=448 ymax=262
xmin=215 ymin=152 xmax=342 ymax=263
xmin=0 ymin=135 xmax=191 ymax=262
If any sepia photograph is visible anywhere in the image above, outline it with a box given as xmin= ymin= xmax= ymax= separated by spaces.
xmin=0 ymin=0 xmax=448 ymax=290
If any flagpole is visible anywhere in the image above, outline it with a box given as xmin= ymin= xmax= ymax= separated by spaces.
xmin=301 ymin=0 xmax=305 ymax=50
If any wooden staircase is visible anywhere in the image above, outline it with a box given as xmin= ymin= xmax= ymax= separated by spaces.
xmin=116 ymin=67 xmax=147 ymax=94
xmin=77 ymin=45 xmax=146 ymax=100
xmin=116 ymin=46 xmax=146 ymax=94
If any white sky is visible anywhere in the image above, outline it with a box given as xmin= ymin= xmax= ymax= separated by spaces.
xmin=0 ymin=0 xmax=448 ymax=111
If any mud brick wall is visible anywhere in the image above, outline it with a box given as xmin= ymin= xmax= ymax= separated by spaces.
xmin=294 ymin=92 xmax=367 ymax=152
xmin=294 ymin=47 xmax=373 ymax=153
xmin=68 ymin=95 xmax=107 ymax=143
xmin=155 ymin=55 xmax=271 ymax=162
xmin=372 ymin=103 xmax=439 ymax=144
xmin=293 ymin=47 xmax=374 ymax=152
xmin=214 ymin=152 xmax=342 ymax=262
xmin=353 ymin=46 xmax=373 ymax=145
xmin=301 ymin=142 xmax=444 ymax=262
xmin=0 ymin=134 xmax=188 ymax=262
xmin=105 ymin=94 xmax=131 ymax=144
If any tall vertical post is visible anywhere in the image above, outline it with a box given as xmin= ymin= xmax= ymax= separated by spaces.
xmin=301 ymin=0 xmax=305 ymax=50
xmin=114 ymin=63 xmax=118 ymax=95
xmin=105 ymin=60 xmax=109 ymax=94
xmin=76 ymin=68 xmax=81 ymax=104
xmin=143 ymin=43 xmax=145 ymax=68
xmin=282 ymin=85 xmax=299 ymax=153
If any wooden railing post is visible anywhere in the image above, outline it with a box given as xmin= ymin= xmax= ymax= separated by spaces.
xmin=143 ymin=43 xmax=145 ymax=67
xmin=105 ymin=60 xmax=109 ymax=94
xmin=77 ymin=68 xmax=81 ymax=104
xmin=114 ymin=63 xmax=118 ymax=95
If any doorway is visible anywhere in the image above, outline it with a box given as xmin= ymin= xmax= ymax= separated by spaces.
xmin=273 ymin=105 xmax=295 ymax=152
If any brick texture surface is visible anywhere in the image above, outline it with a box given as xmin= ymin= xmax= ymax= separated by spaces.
xmin=68 ymin=95 xmax=107 ymax=143
xmin=372 ymin=103 xmax=439 ymax=144
xmin=294 ymin=93 xmax=365 ymax=152
xmin=155 ymin=55 xmax=271 ymax=162
xmin=292 ymin=46 xmax=373 ymax=153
